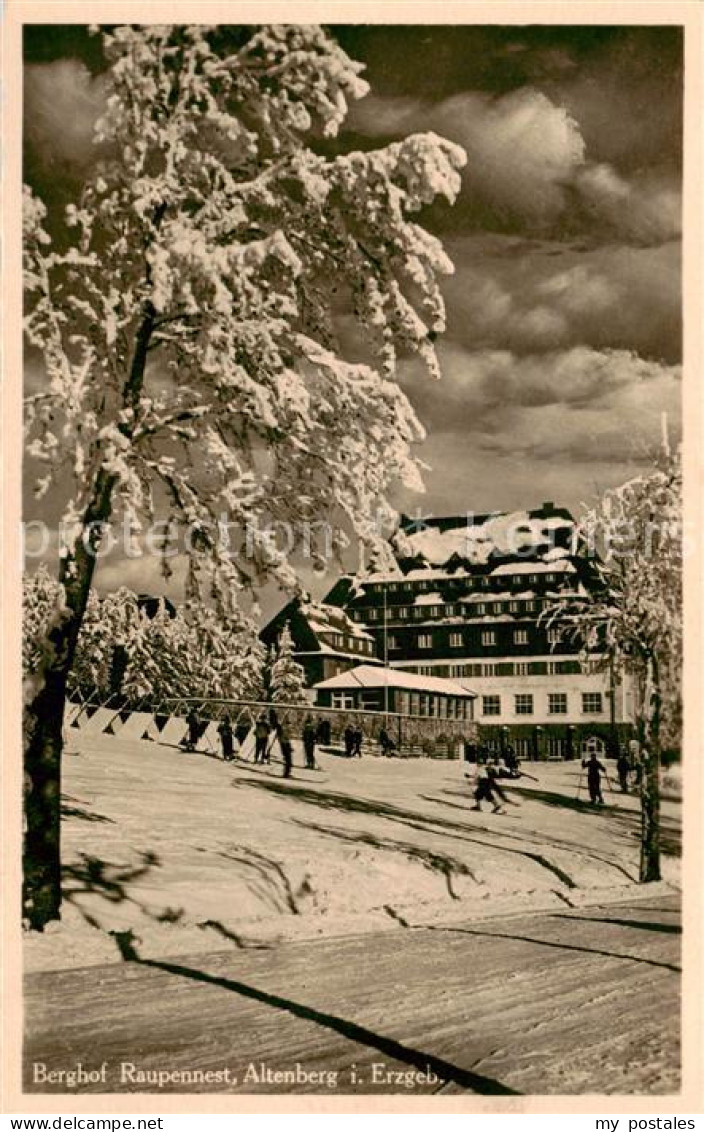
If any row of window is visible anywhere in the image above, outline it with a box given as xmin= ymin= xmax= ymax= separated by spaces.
xmin=385 ymin=627 xmax=562 ymax=650
xmin=411 ymin=660 xmax=582 ymax=678
xmin=356 ymin=599 xmax=544 ymax=622
xmin=482 ymin=692 xmax=604 ymax=717
xmin=329 ymin=690 xmax=471 ymax=720
xmin=365 ymin=572 xmax=567 ymax=594
xmin=323 ymin=633 xmax=374 ymax=656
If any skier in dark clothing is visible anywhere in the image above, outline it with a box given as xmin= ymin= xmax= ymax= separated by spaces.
xmin=582 ymin=752 xmax=607 ymax=805
xmin=344 ymin=725 xmax=355 ymax=758
xmin=379 ymin=728 xmax=397 ymax=756
xmin=477 ymin=742 xmax=491 ymax=765
xmin=504 ymin=745 xmax=519 ymax=777
xmin=352 ymin=726 xmax=363 ymax=757
xmin=182 ymin=708 xmax=200 ymax=751
xmin=463 ymin=741 xmax=478 ymax=765
xmin=277 ymin=724 xmax=293 ymax=778
xmin=471 ymin=765 xmax=506 ymax=813
xmin=254 ymin=715 xmax=270 ymax=763
xmin=616 ymin=750 xmax=631 ymax=793
xmin=302 ymin=716 xmax=317 ymax=770
xmin=218 ymin=715 xmax=234 ymax=761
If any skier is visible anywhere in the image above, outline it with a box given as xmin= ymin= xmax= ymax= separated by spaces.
xmin=352 ymin=725 xmax=363 ymax=758
xmin=302 ymin=715 xmax=317 ymax=770
xmin=504 ymin=745 xmax=519 ymax=777
xmin=582 ymin=751 xmax=607 ymax=805
xmin=344 ymin=725 xmax=355 ymax=758
xmin=477 ymin=741 xmax=491 ymax=765
xmin=182 ymin=707 xmax=200 ymax=752
xmin=379 ymin=728 xmax=397 ymax=756
xmin=316 ymin=717 xmax=331 ymax=746
xmin=471 ymin=764 xmax=511 ymax=814
xmin=254 ymin=714 xmax=270 ymax=763
xmin=616 ymin=748 xmax=631 ymax=793
xmin=218 ymin=715 xmax=234 ymax=761
xmin=463 ymin=740 xmax=478 ymax=765
xmin=277 ymin=723 xmax=293 ymax=779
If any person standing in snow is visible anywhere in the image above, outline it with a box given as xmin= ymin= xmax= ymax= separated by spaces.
xmin=463 ymin=740 xmax=478 ymax=765
xmin=582 ymin=751 xmax=607 ymax=805
xmin=302 ymin=715 xmax=317 ymax=770
xmin=254 ymin=714 xmax=270 ymax=763
xmin=182 ymin=707 xmax=200 ymax=751
xmin=277 ymin=723 xmax=293 ymax=778
xmin=218 ymin=714 xmax=234 ymax=761
xmin=504 ymin=745 xmax=519 ymax=777
xmin=379 ymin=727 xmax=396 ymax=756
xmin=344 ymin=725 xmax=355 ymax=758
xmin=616 ymin=749 xmax=631 ymax=793
xmin=352 ymin=725 xmax=363 ymax=757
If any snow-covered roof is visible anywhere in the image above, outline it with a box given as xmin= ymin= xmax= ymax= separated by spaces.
xmin=302 ymin=601 xmax=374 ymax=641
xmin=362 ymin=567 xmax=465 ymax=584
xmin=297 ymin=647 xmax=383 ymax=663
xmin=490 ymin=560 xmax=576 ymax=577
xmin=457 ymin=589 xmax=540 ymax=604
xmin=544 ymin=545 xmax=571 ymax=561
xmin=399 ymin=511 xmax=576 ymax=567
xmin=414 ymin=591 xmax=443 ymax=605
xmin=313 ymin=664 xmax=477 ymax=698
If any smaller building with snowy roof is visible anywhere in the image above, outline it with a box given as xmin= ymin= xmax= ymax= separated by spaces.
xmin=313 ymin=664 xmax=476 ymax=721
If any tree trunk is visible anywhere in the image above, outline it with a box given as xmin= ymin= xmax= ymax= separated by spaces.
xmin=639 ymin=654 xmax=661 ymax=883
xmin=23 ymin=666 xmax=69 ymax=928
xmin=23 ymin=251 xmax=160 ymax=928
xmin=23 ymin=468 xmax=117 ymax=928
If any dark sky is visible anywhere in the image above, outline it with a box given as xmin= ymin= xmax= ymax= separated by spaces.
xmin=23 ymin=23 xmax=683 ymax=603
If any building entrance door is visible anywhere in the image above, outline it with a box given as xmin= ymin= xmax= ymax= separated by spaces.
xmin=581 ymin=734 xmax=606 ymax=757
xmin=547 ymin=736 xmax=567 ymax=759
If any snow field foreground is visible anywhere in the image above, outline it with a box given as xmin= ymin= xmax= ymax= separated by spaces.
xmin=26 ymin=734 xmax=681 ymax=972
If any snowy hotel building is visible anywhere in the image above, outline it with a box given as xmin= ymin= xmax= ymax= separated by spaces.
xmin=323 ymin=503 xmax=636 ymax=760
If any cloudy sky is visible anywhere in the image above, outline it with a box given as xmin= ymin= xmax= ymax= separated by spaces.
xmin=23 ymin=24 xmax=683 ymax=602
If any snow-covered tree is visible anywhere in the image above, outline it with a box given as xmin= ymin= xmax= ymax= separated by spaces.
xmin=269 ymin=624 xmax=308 ymax=705
xmin=23 ymin=24 xmax=465 ymax=926
xmin=547 ymin=446 xmax=683 ymax=882
xmin=70 ymin=586 xmax=144 ymax=699
xmin=23 ymin=574 xmax=266 ymax=707
xmin=22 ymin=566 xmax=64 ymax=695
xmin=125 ymin=600 xmax=266 ymax=705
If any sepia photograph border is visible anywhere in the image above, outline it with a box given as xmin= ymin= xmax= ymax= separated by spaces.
xmin=2 ymin=0 xmax=702 ymax=1116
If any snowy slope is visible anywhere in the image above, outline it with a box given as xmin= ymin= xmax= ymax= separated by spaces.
xmin=25 ymin=733 xmax=680 ymax=974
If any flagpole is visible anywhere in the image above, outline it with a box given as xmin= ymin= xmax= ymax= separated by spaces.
xmin=383 ymin=587 xmax=389 ymax=718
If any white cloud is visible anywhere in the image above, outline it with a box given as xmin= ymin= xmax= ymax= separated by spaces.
xmin=434 ymin=89 xmax=586 ymax=220
xmin=576 ymin=164 xmax=681 ymax=244
xmin=441 ymin=235 xmax=681 ymax=360
xmin=351 ymin=88 xmax=586 ymax=223
xmin=435 ymin=342 xmax=680 ymax=412
xmin=350 ymin=87 xmax=680 ymax=245
xmin=24 ymin=60 xmax=108 ymax=167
